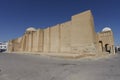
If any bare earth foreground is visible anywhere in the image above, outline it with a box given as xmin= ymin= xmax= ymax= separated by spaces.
xmin=0 ymin=53 xmax=120 ymax=80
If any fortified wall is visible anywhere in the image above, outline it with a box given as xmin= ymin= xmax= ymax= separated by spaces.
xmin=97 ymin=28 xmax=114 ymax=54
xmin=8 ymin=10 xmax=115 ymax=55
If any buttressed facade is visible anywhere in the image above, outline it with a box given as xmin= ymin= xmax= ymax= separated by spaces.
xmin=8 ymin=10 xmax=115 ymax=55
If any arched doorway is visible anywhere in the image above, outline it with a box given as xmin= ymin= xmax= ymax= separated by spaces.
xmin=105 ymin=44 xmax=111 ymax=53
xmin=99 ymin=41 xmax=103 ymax=52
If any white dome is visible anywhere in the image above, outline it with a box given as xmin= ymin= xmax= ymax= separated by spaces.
xmin=102 ymin=27 xmax=111 ymax=32
xmin=26 ymin=27 xmax=36 ymax=32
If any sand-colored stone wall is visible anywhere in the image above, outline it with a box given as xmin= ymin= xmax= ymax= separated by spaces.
xmin=43 ymin=27 xmax=50 ymax=52
xmin=60 ymin=21 xmax=71 ymax=53
xmin=8 ymin=37 xmax=22 ymax=52
xmin=32 ymin=31 xmax=37 ymax=52
xmin=49 ymin=25 xmax=60 ymax=53
xmin=37 ymin=29 xmax=44 ymax=52
xmin=43 ymin=21 xmax=71 ymax=53
xmin=8 ymin=10 xmax=115 ymax=55
xmin=71 ymin=10 xmax=97 ymax=54
xmin=97 ymin=31 xmax=115 ymax=54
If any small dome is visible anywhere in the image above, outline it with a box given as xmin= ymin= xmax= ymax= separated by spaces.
xmin=26 ymin=27 xmax=36 ymax=32
xmin=102 ymin=27 xmax=111 ymax=32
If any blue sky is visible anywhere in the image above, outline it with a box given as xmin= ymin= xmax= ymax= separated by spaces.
xmin=0 ymin=0 xmax=120 ymax=45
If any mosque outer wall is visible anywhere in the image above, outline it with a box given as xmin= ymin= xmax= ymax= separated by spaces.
xmin=70 ymin=10 xmax=97 ymax=54
xmin=8 ymin=10 xmax=115 ymax=54
xmin=97 ymin=31 xmax=115 ymax=54
xmin=43 ymin=10 xmax=98 ymax=54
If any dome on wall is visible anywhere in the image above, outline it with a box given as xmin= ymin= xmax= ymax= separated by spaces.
xmin=26 ymin=27 xmax=36 ymax=32
xmin=102 ymin=27 xmax=111 ymax=32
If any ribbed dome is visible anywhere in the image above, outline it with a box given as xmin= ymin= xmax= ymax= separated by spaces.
xmin=102 ymin=27 xmax=111 ymax=32
xmin=26 ymin=27 xmax=36 ymax=32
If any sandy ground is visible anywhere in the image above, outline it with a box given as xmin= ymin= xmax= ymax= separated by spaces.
xmin=0 ymin=52 xmax=120 ymax=80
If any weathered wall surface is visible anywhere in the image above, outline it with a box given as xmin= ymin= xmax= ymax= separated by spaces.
xmin=20 ymin=35 xmax=26 ymax=51
xmin=8 ymin=10 xmax=115 ymax=55
xmin=10 ymin=29 xmax=44 ymax=52
xmin=8 ymin=10 xmax=98 ymax=54
xmin=8 ymin=37 xmax=22 ymax=52
xmin=25 ymin=33 xmax=29 ymax=51
xmin=50 ymin=25 xmax=60 ymax=53
xmin=36 ymin=29 xmax=44 ymax=52
xmin=43 ymin=22 xmax=71 ymax=53
xmin=97 ymin=31 xmax=115 ymax=54
xmin=43 ymin=28 xmax=50 ymax=52
xmin=98 ymin=31 xmax=114 ymax=46
xmin=32 ymin=31 xmax=37 ymax=52
xmin=71 ymin=10 xmax=97 ymax=54
xmin=60 ymin=21 xmax=71 ymax=53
